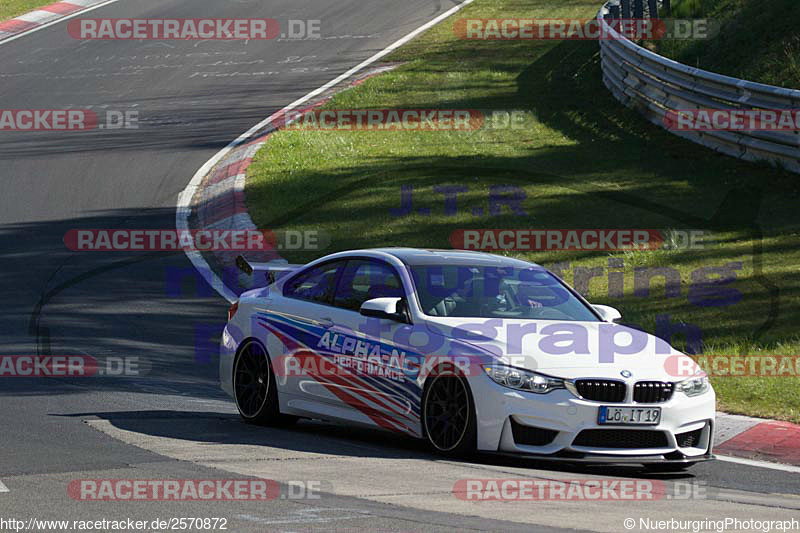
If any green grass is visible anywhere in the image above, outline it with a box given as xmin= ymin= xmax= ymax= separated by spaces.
xmin=0 ymin=0 xmax=54 ymax=21
xmin=652 ymin=0 xmax=800 ymax=88
xmin=247 ymin=0 xmax=800 ymax=423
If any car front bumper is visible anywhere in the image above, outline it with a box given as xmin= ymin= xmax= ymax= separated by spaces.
xmin=470 ymin=375 xmax=715 ymax=462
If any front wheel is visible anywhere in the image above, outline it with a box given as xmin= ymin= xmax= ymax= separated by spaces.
xmin=233 ymin=339 xmax=297 ymax=427
xmin=422 ymin=371 xmax=477 ymax=457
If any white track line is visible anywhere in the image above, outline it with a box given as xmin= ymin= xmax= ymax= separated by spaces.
xmin=176 ymin=0 xmax=476 ymax=303
xmin=0 ymin=0 xmax=122 ymax=46
xmin=716 ymin=454 xmax=800 ymax=474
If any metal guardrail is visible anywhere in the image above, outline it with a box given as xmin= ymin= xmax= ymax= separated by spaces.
xmin=598 ymin=2 xmax=800 ymax=173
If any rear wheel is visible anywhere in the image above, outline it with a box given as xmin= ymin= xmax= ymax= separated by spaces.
xmin=422 ymin=371 xmax=477 ymax=456
xmin=233 ymin=339 xmax=297 ymax=427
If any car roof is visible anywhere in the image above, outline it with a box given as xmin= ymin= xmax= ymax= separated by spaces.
xmin=367 ymin=248 xmax=540 ymax=268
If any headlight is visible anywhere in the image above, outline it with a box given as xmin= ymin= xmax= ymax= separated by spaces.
xmin=677 ymin=374 xmax=709 ymax=397
xmin=484 ymin=364 xmax=565 ymax=394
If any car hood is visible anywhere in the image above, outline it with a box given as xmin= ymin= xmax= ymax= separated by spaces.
xmin=424 ymin=317 xmax=692 ymax=381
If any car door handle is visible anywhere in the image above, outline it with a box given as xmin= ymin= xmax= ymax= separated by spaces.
xmin=318 ymin=317 xmax=334 ymax=328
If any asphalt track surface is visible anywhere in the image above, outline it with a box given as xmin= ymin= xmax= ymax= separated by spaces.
xmin=0 ymin=1 xmax=798 ymax=531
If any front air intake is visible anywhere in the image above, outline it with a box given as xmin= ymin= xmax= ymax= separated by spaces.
xmin=572 ymin=429 xmax=669 ymax=449
xmin=510 ymin=419 xmax=559 ymax=446
xmin=676 ymin=428 xmax=703 ymax=448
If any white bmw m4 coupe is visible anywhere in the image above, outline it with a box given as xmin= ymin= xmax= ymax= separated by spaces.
xmin=220 ymin=248 xmax=714 ymax=470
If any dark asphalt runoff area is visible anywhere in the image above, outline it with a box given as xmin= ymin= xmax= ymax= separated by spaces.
xmin=0 ymin=1 xmax=798 ymax=531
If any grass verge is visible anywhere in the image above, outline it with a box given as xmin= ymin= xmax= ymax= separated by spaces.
xmin=653 ymin=0 xmax=800 ymax=88
xmin=247 ymin=0 xmax=800 ymax=422
xmin=1 ymin=1 xmax=56 ymax=22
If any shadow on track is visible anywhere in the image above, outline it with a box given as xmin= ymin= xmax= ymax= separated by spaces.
xmin=56 ymin=408 xmax=697 ymax=479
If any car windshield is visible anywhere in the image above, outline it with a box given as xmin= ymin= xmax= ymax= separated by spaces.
xmin=410 ymin=264 xmax=599 ymax=321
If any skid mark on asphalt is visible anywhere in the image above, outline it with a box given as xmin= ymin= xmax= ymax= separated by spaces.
xmin=238 ymin=508 xmax=370 ymax=525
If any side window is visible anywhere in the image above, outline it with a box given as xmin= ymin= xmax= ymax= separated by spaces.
xmin=283 ymin=261 xmax=343 ymax=305
xmin=334 ymin=260 xmax=405 ymax=312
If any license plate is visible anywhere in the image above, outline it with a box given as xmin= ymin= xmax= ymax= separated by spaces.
xmin=599 ymin=406 xmax=661 ymax=425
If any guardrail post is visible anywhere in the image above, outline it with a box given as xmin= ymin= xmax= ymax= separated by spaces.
xmin=648 ymin=0 xmax=659 ymax=18
xmin=633 ymin=0 xmax=644 ymax=19
xmin=621 ymin=0 xmax=631 ymax=19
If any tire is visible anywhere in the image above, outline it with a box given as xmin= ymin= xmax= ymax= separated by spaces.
xmin=233 ymin=339 xmax=298 ymax=427
xmin=644 ymin=462 xmax=695 ymax=473
xmin=422 ymin=369 xmax=477 ymax=457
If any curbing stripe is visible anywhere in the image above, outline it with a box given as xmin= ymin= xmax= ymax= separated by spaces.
xmin=0 ymin=19 xmax=38 ymax=32
xmin=40 ymin=2 xmax=84 ymax=15
xmin=0 ymin=0 xmax=116 ymax=44
xmin=205 ymin=213 xmax=261 ymax=233
xmin=716 ymin=420 xmax=800 ymax=466
xmin=16 ymin=9 xmax=64 ymax=24
xmin=198 ymin=175 xmax=240 ymax=202
xmin=207 ymin=159 xmax=253 ymax=187
xmin=216 ymin=145 xmax=257 ymax=166
xmin=198 ymin=192 xmax=248 ymax=228
xmin=714 ymin=412 xmax=764 ymax=444
xmin=67 ymin=0 xmax=108 ymax=6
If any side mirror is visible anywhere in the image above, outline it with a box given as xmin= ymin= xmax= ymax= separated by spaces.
xmin=593 ymin=304 xmax=622 ymax=323
xmin=360 ymin=297 xmax=409 ymax=323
